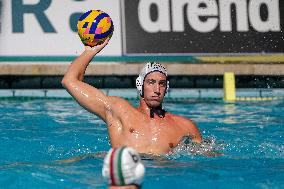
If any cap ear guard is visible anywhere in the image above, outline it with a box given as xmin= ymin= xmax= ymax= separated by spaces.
xmin=136 ymin=76 xmax=143 ymax=97
xmin=102 ymin=147 xmax=145 ymax=186
xmin=136 ymin=62 xmax=170 ymax=97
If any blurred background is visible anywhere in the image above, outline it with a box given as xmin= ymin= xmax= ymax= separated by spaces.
xmin=0 ymin=0 xmax=283 ymax=94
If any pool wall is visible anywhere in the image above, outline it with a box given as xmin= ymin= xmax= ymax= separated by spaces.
xmin=0 ymin=64 xmax=283 ymax=89
xmin=0 ymin=89 xmax=283 ymax=101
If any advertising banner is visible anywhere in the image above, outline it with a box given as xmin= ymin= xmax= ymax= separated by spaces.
xmin=122 ymin=0 xmax=284 ymax=55
xmin=0 ymin=0 xmax=122 ymax=56
xmin=1 ymin=0 xmax=283 ymax=58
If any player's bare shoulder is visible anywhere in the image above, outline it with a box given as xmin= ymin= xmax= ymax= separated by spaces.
xmin=108 ymin=96 xmax=132 ymax=106
xmin=170 ymin=114 xmax=198 ymax=131
xmin=170 ymin=114 xmax=195 ymax=125
xmin=171 ymin=114 xmax=202 ymax=143
xmin=108 ymin=96 xmax=137 ymax=114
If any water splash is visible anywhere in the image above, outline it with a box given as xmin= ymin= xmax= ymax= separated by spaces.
xmin=165 ymin=136 xmax=226 ymax=159
xmin=256 ymin=142 xmax=284 ymax=159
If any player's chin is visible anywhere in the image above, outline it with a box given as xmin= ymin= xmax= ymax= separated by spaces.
xmin=148 ymin=100 xmax=163 ymax=108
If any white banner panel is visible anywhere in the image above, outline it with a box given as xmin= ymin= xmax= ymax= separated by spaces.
xmin=0 ymin=0 xmax=122 ymax=56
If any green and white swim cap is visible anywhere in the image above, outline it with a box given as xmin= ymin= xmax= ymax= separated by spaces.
xmin=102 ymin=146 xmax=145 ymax=186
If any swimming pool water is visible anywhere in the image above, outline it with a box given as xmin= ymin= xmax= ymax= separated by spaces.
xmin=0 ymin=98 xmax=283 ymax=188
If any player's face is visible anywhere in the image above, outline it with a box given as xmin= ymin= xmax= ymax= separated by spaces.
xmin=143 ymin=72 xmax=167 ymax=108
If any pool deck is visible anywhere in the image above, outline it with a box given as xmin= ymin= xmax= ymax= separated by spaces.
xmin=0 ymin=62 xmax=284 ymax=76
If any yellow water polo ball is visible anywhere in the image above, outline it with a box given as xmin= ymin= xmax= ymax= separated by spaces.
xmin=77 ymin=10 xmax=114 ymax=47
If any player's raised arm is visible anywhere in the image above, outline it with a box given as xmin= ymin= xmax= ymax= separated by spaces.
xmin=61 ymin=39 xmax=111 ymax=122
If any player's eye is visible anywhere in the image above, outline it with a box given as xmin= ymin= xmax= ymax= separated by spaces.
xmin=159 ymin=81 xmax=167 ymax=87
xmin=147 ymin=79 xmax=156 ymax=85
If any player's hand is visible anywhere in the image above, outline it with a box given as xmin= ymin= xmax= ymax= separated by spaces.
xmin=84 ymin=37 xmax=110 ymax=55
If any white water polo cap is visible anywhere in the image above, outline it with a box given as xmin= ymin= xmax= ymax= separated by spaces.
xmin=102 ymin=147 xmax=145 ymax=186
xmin=136 ymin=62 xmax=169 ymax=96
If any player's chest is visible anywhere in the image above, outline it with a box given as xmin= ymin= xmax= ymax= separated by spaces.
xmin=126 ymin=118 xmax=183 ymax=139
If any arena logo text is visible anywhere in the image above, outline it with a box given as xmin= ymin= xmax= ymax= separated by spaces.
xmin=138 ymin=0 xmax=280 ymax=33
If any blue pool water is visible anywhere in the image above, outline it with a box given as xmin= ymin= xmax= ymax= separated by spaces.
xmin=0 ymin=98 xmax=283 ymax=188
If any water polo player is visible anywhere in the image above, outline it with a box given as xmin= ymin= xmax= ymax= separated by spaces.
xmin=62 ymin=38 xmax=202 ymax=155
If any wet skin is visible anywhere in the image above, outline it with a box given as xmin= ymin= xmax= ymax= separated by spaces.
xmin=62 ymin=39 xmax=202 ymax=155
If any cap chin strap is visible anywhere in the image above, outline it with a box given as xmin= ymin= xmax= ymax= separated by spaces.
xmin=150 ymin=106 xmax=166 ymax=118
